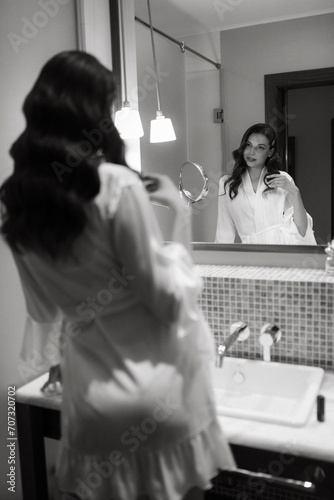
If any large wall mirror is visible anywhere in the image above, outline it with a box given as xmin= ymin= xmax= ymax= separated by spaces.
xmin=112 ymin=0 xmax=334 ymax=256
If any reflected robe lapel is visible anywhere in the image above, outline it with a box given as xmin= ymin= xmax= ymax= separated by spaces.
xmin=239 ymin=170 xmax=255 ymax=218
xmin=241 ymin=168 xmax=282 ymax=233
xmin=241 ymin=169 xmax=268 ymax=232
xmin=253 ymin=168 xmax=286 ymax=231
xmin=252 ymin=168 xmax=268 ymax=233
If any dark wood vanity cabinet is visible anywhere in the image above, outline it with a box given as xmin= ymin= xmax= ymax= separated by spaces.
xmin=16 ymin=396 xmax=333 ymax=500
xmin=205 ymin=445 xmax=334 ymax=500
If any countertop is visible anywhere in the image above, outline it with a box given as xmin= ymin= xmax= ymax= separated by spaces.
xmin=16 ymin=370 xmax=334 ymax=463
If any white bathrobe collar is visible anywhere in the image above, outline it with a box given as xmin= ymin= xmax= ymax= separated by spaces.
xmin=242 ymin=167 xmax=268 ymax=232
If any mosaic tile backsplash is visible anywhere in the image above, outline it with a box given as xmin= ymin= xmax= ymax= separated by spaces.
xmin=196 ymin=265 xmax=334 ymax=371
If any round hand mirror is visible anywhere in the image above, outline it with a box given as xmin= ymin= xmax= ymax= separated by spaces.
xmin=179 ymin=162 xmax=209 ymax=204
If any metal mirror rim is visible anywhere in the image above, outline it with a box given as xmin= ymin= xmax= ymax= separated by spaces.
xmin=179 ymin=161 xmax=209 ymax=204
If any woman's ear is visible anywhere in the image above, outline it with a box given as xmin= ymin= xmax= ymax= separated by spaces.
xmin=268 ymin=148 xmax=274 ymax=158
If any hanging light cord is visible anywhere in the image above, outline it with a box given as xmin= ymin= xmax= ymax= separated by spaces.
xmin=119 ymin=0 xmax=129 ymax=104
xmin=147 ymin=0 xmax=162 ymax=114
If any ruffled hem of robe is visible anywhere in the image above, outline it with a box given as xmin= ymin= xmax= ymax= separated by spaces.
xmin=56 ymin=417 xmax=236 ymax=500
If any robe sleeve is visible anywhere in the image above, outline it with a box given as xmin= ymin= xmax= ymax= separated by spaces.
xmin=281 ymin=173 xmax=317 ymax=245
xmin=215 ymin=177 xmax=237 ymax=243
xmin=283 ymin=207 xmax=317 ymax=245
xmin=110 ymin=173 xmax=202 ymax=328
xmin=12 ymin=254 xmax=63 ymax=381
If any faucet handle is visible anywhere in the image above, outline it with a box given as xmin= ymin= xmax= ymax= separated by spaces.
xmin=216 ymin=321 xmax=250 ymax=368
xmin=259 ymin=323 xmax=282 ymax=346
xmin=259 ymin=323 xmax=282 ymax=362
xmin=230 ymin=321 xmax=250 ymax=340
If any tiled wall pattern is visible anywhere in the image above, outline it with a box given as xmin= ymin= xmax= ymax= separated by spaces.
xmin=196 ymin=265 xmax=334 ymax=371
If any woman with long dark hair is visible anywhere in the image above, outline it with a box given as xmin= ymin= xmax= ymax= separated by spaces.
xmin=0 ymin=51 xmax=235 ymax=500
xmin=215 ymin=123 xmax=316 ymax=244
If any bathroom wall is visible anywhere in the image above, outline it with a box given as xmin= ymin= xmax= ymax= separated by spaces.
xmin=0 ymin=1 xmax=78 ymax=381
xmin=0 ymin=2 xmax=79 ymax=497
xmin=197 ymin=265 xmax=334 ymax=371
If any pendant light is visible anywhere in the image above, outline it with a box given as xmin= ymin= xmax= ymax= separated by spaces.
xmin=115 ymin=0 xmax=144 ymax=139
xmin=147 ymin=0 xmax=176 ymax=143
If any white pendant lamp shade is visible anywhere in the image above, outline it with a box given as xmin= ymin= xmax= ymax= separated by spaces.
xmin=116 ymin=0 xmax=143 ymax=140
xmin=115 ymin=101 xmax=144 ymax=139
xmin=150 ymin=113 xmax=176 ymax=143
xmin=147 ymin=0 xmax=176 ymax=144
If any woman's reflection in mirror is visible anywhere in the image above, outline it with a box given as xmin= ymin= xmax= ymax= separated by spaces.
xmin=215 ymin=123 xmax=316 ymax=244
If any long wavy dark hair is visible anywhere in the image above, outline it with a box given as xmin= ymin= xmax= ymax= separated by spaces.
xmin=0 ymin=50 xmax=127 ymax=260
xmin=223 ymin=123 xmax=282 ymax=199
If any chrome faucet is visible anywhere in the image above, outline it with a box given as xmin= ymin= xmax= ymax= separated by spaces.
xmin=216 ymin=321 xmax=249 ymax=368
xmin=259 ymin=323 xmax=282 ymax=362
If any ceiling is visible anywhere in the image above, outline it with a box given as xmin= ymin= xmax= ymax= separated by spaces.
xmin=135 ymin=0 xmax=334 ymax=38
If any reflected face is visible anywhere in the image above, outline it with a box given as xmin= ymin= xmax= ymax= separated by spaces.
xmin=243 ymin=133 xmax=273 ymax=169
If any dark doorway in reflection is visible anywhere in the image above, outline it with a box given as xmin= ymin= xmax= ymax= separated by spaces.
xmin=265 ymin=68 xmax=334 ymax=245
xmin=287 ymin=85 xmax=334 ymax=244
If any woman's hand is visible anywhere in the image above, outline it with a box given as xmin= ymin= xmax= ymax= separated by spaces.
xmin=143 ymin=173 xmax=189 ymax=214
xmin=266 ymin=174 xmax=308 ymax=237
xmin=265 ymin=174 xmax=299 ymax=195
xmin=41 ymin=364 xmax=62 ymax=396
xmin=143 ymin=173 xmax=192 ymax=248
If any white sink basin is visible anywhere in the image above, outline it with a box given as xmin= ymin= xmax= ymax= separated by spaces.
xmin=212 ymin=357 xmax=324 ymax=427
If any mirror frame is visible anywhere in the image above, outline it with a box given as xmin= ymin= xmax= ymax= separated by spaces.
xmin=193 ymin=243 xmax=325 ymax=253
xmin=191 ymin=242 xmax=326 ymax=270
xmin=109 ymin=0 xmax=330 ymax=261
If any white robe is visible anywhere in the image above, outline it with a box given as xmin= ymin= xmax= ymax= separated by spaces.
xmin=215 ymin=168 xmax=317 ymax=245
xmin=13 ymin=164 xmax=235 ymax=499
